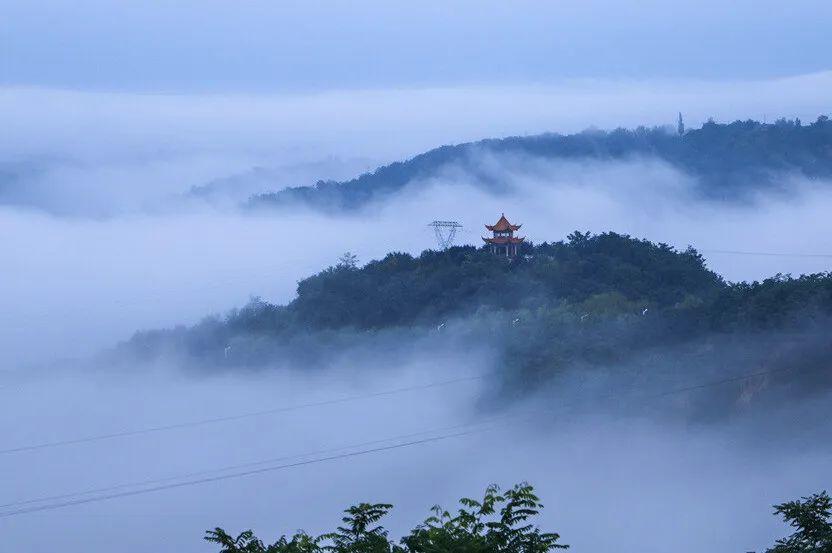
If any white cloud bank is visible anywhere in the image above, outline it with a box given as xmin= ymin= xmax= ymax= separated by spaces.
xmin=3 ymin=70 xmax=831 ymax=167
xmin=0 ymin=353 xmax=827 ymax=553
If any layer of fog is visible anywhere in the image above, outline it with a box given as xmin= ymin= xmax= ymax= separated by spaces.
xmin=4 ymin=154 xmax=832 ymax=369
xmin=0 ymin=155 xmax=375 ymax=217
xmin=1 ymin=346 xmax=828 ymax=553
xmin=2 ymin=71 xmax=831 ymax=216
xmin=3 ymin=77 xmax=831 ymax=552
xmin=3 ymin=189 xmax=830 ymax=553
xmin=5 ymin=159 xmax=830 ymax=552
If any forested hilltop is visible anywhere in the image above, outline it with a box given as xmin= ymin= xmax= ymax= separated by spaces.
xmin=250 ymin=116 xmax=832 ymax=211
xmin=122 ymin=233 xmax=832 ymax=417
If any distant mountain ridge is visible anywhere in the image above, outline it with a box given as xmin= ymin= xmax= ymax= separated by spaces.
xmin=188 ymin=157 xmax=375 ymax=205
xmin=249 ymin=116 xmax=832 ymax=211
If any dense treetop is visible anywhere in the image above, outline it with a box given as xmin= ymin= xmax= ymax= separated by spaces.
xmin=126 ymin=231 xmax=832 ymax=372
xmin=203 ymin=484 xmax=832 ymax=553
xmin=286 ymin=232 xmax=722 ymax=330
xmin=119 ymin=230 xmax=832 ymax=418
xmin=204 ymin=483 xmax=567 ymax=553
xmin=202 ymin=231 xmax=832 ymax=340
xmin=768 ymin=491 xmax=832 ymax=553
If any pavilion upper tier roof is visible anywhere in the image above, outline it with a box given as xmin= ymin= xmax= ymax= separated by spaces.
xmin=485 ymin=214 xmax=522 ymax=232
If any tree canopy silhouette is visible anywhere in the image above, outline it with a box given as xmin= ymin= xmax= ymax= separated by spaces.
xmin=205 ymin=483 xmax=568 ymax=553
xmin=767 ymin=491 xmax=832 ymax=553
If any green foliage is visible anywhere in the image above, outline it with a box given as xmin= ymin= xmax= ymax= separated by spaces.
xmin=288 ymin=232 xmax=723 ymax=331
xmin=205 ymin=528 xmax=260 ymax=553
xmin=337 ymin=252 xmax=360 ymax=270
xmin=122 ymin=232 xmax=832 ymax=410
xmin=205 ymin=528 xmax=321 ymax=553
xmin=133 ymin=231 xmax=832 ymax=356
xmin=403 ymin=483 xmax=567 ymax=553
xmin=710 ymin=274 xmax=832 ymax=330
xmin=205 ymin=484 xmax=567 ymax=553
xmin=321 ymin=503 xmax=396 ymax=553
xmin=768 ymin=491 xmax=832 ymax=553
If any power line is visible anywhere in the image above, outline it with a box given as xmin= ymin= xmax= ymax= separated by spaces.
xmin=0 ymin=429 xmax=487 ymax=518
xmin=7 ymin=332 xmax=818 ymax=459
xmin=0 ymin=420 xmax=492 ymax=511
xmin=0 ymin=362 xmax=823 ymax=518
xmin=408 ymin=239 xmax=832 ymax=260
xmin=701 ymin=249 xmax=832 ymax=259
xmin=0 ymin=367 xmax=778 ymax=511
xmin=0 ymin=374 xmax=489 ymax=456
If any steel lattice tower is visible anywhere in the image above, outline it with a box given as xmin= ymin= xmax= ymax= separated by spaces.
xmin=428 ymin=220 xmax=463 ymax=250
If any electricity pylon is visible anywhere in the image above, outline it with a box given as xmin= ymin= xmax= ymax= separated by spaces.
xmin=428 ymin=221 xmax=463 ymax=250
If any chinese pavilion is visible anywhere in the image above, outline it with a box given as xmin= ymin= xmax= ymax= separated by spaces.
xmin=483 ymin=213 xmax=525 ymax=257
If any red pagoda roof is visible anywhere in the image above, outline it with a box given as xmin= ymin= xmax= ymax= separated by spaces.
xmin=483 ymin=236 xmax=525 ymax=244
xmin=485 ymin=213 xmax=522 ymax=232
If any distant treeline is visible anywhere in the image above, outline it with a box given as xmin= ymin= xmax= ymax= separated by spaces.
xmin=122 ymin=233 xmax=832 ymax=416
xmin=249 ymin=116 xmax=832 ymax=211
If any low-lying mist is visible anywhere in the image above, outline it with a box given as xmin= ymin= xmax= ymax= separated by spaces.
xmin=1 ymin=347 xmax=828 ymax=553
xmin=4 ymin=155 xmax=832 ymax=368
xmin=3 ymin=154 xmax=831 ymax=552
xmin=2 ymin=78 xmax=831 ymax=553
xmin=2 ymin=72 xmax=831 ymax=216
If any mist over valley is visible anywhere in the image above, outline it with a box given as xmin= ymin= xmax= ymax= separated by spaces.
xmin=2 ymin=6 xmax=831 ymax=550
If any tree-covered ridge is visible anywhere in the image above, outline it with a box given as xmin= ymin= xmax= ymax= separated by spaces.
xmin=125 ymin=231 xmax=832 ymax=371
xmin=287 ymin=232 xmax=723 ymax=331
xmin=190 ymin=231 xmax=832 ymax=344
xmin=710 ymin=272 xmax=832 ymax=331
xmin=127 ymin=232 xmax=725 ymax=354
xmin=250 ymin=116 xmax=832 ymax=211
xmin=120 ymin=232 xmax=832 ymax=417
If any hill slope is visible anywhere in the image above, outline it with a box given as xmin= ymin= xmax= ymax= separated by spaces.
xmin=121 ymin=233 xmax=832 ymax=418
xmin=250 ymin=116 xmax=832 ymax=211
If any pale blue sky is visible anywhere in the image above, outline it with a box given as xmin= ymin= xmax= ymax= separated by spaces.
xmin=3 ymin=0 xmax=831 ymax=92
